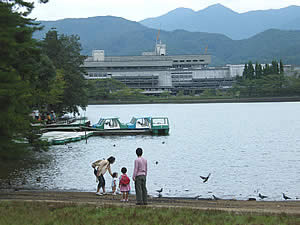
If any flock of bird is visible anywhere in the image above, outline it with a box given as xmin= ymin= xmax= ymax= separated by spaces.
xmin=153 ymin=169 xmax=297 ymax=201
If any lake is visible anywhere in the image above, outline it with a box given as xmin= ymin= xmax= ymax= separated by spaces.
xmin=3 ymin=102 xmax=300 ymax=200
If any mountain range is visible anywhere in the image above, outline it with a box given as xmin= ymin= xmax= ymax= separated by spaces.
xmin=140 ymin=4 xmax=300 ymax=40
xmin=35 ymin=15 xmax=300 ymax=66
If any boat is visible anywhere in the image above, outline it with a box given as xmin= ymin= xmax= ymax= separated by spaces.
xmin=150 ymin=117 xmax=170 ymax=135
xmin=92 ymin=117 xmax=127 ymax=130
xmin=87 ymin=116 xmax=169 ymax=135
xmin=127 ymin=117 xmax=151 ymax=129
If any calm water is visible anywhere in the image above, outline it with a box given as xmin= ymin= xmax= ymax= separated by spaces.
xmin=3 ymin=102 xmax=300 ymax=200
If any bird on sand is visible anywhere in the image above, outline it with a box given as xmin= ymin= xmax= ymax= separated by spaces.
xmin=200 ymin=173 xmax=211 ymax=183
xmin=258 ymin=193 xmax=268 ymax=199
xmin=212 ymin=195 xmax=221 ymax=200
xmin=283 ymin=193 xmax=291 ymax=200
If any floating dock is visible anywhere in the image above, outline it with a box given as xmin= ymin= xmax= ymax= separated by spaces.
xmin=40 ymin=131 xmax=94 ymax=145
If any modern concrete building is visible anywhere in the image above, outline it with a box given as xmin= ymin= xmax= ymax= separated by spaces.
xmin=81 ymin=41 xmax=300 ymax=94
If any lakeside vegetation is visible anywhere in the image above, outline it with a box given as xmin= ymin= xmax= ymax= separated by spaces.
xmin=0 ymin=0 xmax=87 ymax=156
xmin=1 ymin=201 xmax=300 ymax=225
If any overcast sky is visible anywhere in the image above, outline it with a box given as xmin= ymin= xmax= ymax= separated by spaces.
xmin=30 ymin=0 xmax=300 ymax=21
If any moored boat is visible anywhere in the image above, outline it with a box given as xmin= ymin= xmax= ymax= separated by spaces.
xmin=127 ymin=117 xmax=151 ymax=130
xmin=92 ymin=117 xmax=127 ymax=130
xmin=151 ymin=117 xmax=170 ymax=135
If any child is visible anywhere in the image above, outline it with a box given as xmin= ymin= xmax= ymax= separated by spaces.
xmin=119 ymin=167 xmax=131 ymax=202
xmin=111 ymin=172 xmax=118 ymax=195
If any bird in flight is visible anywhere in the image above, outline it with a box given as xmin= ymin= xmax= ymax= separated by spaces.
xmin=283 ymin=193 xmax=291 ymax=200
xmin=156 ymin=188 xmax=163 ymax=193
xmin=200 ymin=173 xmax=211 ymax=183
xmin=258 ymin=193 xmax=267 ymax=199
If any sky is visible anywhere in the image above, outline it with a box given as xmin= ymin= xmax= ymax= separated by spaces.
xmin=30 ymin=0 xmax=300 ymax=21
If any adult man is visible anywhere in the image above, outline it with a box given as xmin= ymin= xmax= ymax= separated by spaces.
xmin=132 ymin=148 xmax=147 ymax=205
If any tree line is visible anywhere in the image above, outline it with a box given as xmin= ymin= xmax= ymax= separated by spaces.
xmin=233 ymin=60 xmax=300 ymax=97
xmin=0 ymin=0 xmax=87 ymax=154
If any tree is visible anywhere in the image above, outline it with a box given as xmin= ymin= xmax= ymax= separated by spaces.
xmin=271 ymin=60 xmax=279 ymax=75
xmin=247 ymin=61 xmax=255 ymax=80
xmin=255 ymin=62 xmax=262 ymax=79
xmin=0 ymin=0 xmax=48 ymax=153
xmin=242 ymin=63 xmax=248 ymax=79
xmin=87 ymin=79 xmax=126 ymax=100
xmin=263 ymin=63 xmax=270 ymax=76
xmin=42 ymin=30 xmax=88 ymax=113
xmin=280 ymin=59 xmax=284 ymax=74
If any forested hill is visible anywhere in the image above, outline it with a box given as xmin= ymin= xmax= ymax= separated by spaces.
xmin=35 ymin=16 xmax=300 ymax=66
xmin=140 ymin=4 xmax=300 ymax=40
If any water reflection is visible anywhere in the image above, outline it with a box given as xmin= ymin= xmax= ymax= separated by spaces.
xmin=2 ymin=102 xmax=300 ymax=200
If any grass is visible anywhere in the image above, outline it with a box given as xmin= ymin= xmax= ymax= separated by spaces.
xmin=0 ymin=201 xmax=300 ymax=225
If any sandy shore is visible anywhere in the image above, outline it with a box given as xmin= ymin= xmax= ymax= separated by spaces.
xmin=1 ymin=189 xmax=300 ymax=215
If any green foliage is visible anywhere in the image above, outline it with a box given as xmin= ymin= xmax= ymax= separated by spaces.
xmin=0 ymin=0 xmax=84 ymax=154
xmin=236 ymin=59 xmax=300 ymax=97
xmin=42 ymin=29 xmax=88 ymax=113
xmin=86 ymin=79 xmax=148 ymax=100
xmin=0 ymin=0 xmax=47 ymax=152
xmin=87 ymin=79 xmax=126 ymax=100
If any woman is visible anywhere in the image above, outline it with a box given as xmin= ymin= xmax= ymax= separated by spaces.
xmin=92 ymin=156 xmax=115 ymax=195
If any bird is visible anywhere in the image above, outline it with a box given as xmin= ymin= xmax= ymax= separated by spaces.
xmin=113 ymin=144 xmax=116 ymax=147
xmin=67 ymin=145 xmax=72 ymax=149
xmin=212 ymin=195 xmax=221 ymax=200
xmin=258 ymin=193 xmax=268 ymax=199
xmin=36 ymin=177 xmax=41 ymax=182
xmin=156 ymin=188 xmax=163 ymax=193
xmin=283 ymin=193 xmax=291 ymax=200
xmin=200 ymin=173 xmax=211 ymax=183
xmin=155 ymin=161 xmax=158 ymax=165
xmin=162 ymin=141 xmax=165 ymax=144
xmin=195 ymin=195 xmax=202 ymax=199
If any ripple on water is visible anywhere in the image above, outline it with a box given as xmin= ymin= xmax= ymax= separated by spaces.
xmin=2 ymin=103 xmax=300 ymax=200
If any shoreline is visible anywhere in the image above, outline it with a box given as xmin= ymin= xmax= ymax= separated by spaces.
xmin=1 ymin=189 xmax=300 ymax=215
xmin=88 ymin=96 xmax=300 ymax=105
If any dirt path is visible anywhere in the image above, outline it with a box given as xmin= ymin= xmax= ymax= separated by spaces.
xmin=1 ymin=189 xmax=300 ymax=215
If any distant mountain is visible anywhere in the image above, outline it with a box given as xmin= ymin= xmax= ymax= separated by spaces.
xmin=140 ymin=4 xmax=300 ymax=40
xmin=35 ymin=16 xmax=300 ymax=66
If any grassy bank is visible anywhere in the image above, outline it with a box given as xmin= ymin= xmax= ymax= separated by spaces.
xmin=88 ymin=96 xmax=300 ymax=105
xmin=0 ymin=201 xmax=299 ymax=225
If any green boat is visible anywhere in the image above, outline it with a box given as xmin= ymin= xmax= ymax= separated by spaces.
xmin=86 ymin=116 xmax=170 ymax=135
xmin=92 ymin=117 xmax=128 ymax=130
xmin=151 ymin=117 xmax=170 ymax=135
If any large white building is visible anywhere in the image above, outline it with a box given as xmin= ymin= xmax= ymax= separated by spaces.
xmin=81 ymin=41 xmax=300 ymax=94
